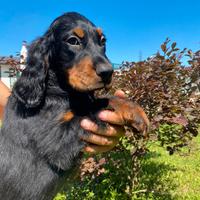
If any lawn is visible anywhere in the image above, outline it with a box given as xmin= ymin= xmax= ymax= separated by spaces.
xmin=54 ymin=132 xmax=200 ymax=200
xmin=137 ymin=133 xmax=200 ymax=200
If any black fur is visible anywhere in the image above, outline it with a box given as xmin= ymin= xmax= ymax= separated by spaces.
xmin=0 ymin=12 xmax=113 ymax=200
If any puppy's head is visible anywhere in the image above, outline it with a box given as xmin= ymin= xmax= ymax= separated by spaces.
xmin=52 ymin=12 xmax=113 ymax=92
xmin=13 ymin=12 xmax=113 ymax=108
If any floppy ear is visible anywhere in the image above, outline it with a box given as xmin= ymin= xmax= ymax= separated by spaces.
xmin=13 ymin=34 xmax=54 ymax=108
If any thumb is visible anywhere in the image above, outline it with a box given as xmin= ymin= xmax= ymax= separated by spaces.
xmin=114 ymin=90 xmax=126 ymax=99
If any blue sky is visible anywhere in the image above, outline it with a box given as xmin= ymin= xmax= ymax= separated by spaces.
xmin=0 ymin=0 xmax=200 ymax=64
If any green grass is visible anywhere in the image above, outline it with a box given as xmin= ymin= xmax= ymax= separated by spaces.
xmin=136 ymin=134 xmax=200 ymax=200
xmin=54 ymin=134 xmax=200 ymax=200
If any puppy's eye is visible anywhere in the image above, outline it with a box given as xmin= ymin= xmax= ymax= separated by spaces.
xmin=66 ymin=36 xmax=81 ymax=46
xmin=100 ymin=36 xmax=106 ymax=46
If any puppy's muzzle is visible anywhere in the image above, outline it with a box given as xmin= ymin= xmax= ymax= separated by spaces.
xmin=96 ymin=64 xmax=113 ymax=85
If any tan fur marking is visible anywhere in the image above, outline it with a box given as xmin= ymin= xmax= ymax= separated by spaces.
xmin=61 ymin=111 xmax=74 ymax=122
xmin=96 ymin=28 xmax=103 ymax=37
xmin=109 ymin=97 xmax=150 ymax=137
xmin=73 ymin=27 xmax=85 ymax=38
xmin=67 ymin=56 xmax=102 ymax=91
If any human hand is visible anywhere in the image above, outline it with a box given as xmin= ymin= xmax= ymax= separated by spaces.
xmin=80 ymin=90 xmax=149 ymax=154
xmin=80 ymin=90 xmax=126 ymax=154
xmin=99 ymin=95 xmax=150 ymax=137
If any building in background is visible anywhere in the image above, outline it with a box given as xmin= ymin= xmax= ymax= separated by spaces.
xmin=0 ymin=42 xmax=27 ymax=88
xmin=20 ymin=41 xmax=28 ymax=70
xmin=0 ymin=57 xmax=18 ymax=88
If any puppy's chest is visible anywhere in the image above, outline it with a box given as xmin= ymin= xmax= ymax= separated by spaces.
xmin=62 ymin=97 xmax=110 ymax=128
xmin=69 ymin=97 xmax=109 ymax=117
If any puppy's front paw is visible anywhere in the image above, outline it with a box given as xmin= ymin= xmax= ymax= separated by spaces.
xmin=108 ymin=97 xmax=150 ymax=137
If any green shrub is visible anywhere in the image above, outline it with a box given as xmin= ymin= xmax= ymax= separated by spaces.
xmin=64 ymin=135 xmax=144 ymax=200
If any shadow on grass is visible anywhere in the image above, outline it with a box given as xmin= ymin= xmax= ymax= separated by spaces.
xmin=58 ymin=150 xmax=179 ymax=200
xmin=64 ymin=149 xmax=136 ymax=200
xmin=135 ymin=151 xmax=178 ymax=200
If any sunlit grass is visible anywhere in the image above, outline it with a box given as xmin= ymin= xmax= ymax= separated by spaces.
xmin=137 ymin=131 xmax=200 ymax=200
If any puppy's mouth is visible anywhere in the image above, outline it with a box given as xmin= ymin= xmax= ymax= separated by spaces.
xmin=103 ymin=79 xmax=112 ymax=90
xmin=105 ymin=82 xmax=112 ymax=90
xmin=86 ymin=79 xmax=112 ymax=92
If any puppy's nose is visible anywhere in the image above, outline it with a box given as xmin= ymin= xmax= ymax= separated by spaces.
xmin=96 ymin=66 xmax=113 ymax=84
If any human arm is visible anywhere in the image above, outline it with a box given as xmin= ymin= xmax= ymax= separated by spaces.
xmin=0 ymin=81 xmax=10 ymax=120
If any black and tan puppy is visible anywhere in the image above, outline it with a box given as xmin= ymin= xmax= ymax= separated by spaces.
xmin=0 ymin=12 xmax=149 ymax=200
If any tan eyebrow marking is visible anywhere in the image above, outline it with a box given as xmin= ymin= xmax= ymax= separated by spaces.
xmin=73 ymin=27 xmax=85 ymax=38
xmin=96 ymin=28 xmax=103 ymax=37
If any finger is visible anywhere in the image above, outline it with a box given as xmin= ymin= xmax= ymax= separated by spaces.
xmin=103 ymin=125 xmax=124 ymax=137
xmin=81 ymin=119 xmax=125 ymax=137
xmin=98 ymin=110 xmax=124 ymax=125
xmin=80 ymin=133 xmax=119 ymax=146
xmin=83 ymin=145 xmax=116 ymax=154
xmin=80 ymin=119 xmax=98 ymax=133
xmin=114 ymin=90 xmax=126 ymax=99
